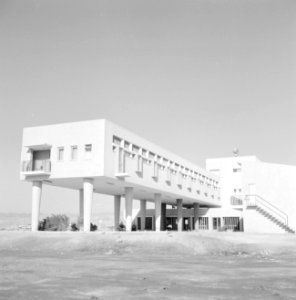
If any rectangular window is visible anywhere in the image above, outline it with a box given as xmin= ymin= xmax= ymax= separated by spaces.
xmin=71 ymin=146 xmax=78 ymax=160
xmin=198 ymin=217 xmax=209 ymax=230
xmin=113 ymin=136 xmax=121 ymax=145
xmin=132 ymin=144 xmax=140 ymax=153
xmin=58 ymin=147 xmax=64 ymax=161
xmin=85 ymin=144 xmax=92 ymax=159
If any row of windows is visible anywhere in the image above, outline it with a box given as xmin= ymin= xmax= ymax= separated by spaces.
xmin=113 ymin=135 xmax=219 ymax=187
xmin=57 ymin=144 xmax=92 ymax=161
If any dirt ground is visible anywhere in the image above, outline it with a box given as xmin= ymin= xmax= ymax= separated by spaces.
xmin=0 ymin=231 xmax=296 ymax=300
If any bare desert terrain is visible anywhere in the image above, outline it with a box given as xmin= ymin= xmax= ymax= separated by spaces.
xmin=0 ymin=231 xmax=296 ymax=299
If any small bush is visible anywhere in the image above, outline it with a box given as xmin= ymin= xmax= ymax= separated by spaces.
xmin=132 ymin=223 xmax=137 ymax=231
xmin=38 ymin=214 xmax=69 ymax=231
xmin=71 ymin=223 xmax=79 ymax=231
xmin=90 ymin=223 xmax=98 ymax=231
xmin=117 ymin=221 xmax=126 ymax=231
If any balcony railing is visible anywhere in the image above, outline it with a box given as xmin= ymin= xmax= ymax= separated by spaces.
xmin=21 ymin=160 xmax=51 ymax=173
xmin=230 ymin=195 xmax=244 ymax=206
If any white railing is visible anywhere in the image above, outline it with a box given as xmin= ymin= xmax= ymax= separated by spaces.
xmin=230 ymin=195 xmax=244 ymax=206
xmin=245 ymin=194 xmax=288 ymax=226
xmin=21 ymin=160 xmax=51 ymax=173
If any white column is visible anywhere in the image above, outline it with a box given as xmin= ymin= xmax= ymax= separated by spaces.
xmin=177 ymin=199 xmax=183 ymax=232
xmin=114 ymin=195 xmax=121 ymax=231
xmin=125 ymin=187 xmax=133 ymax=232
xmin=155 ymin=194 xmax=162 ymax=232
xmin=208 ymin=217 xmax=213 ymax=231
xmin=140 ymin=200 xmax=146 ymax=231
xmin=193 ymin=203 xmax=199 ymax=231
xmin=83 ymin=178 xmax=94 ymax=232
xmin=31 ymin=181 xmax=42 ymax=232
xmin=79 ymin=189 xmax=84 ymax=228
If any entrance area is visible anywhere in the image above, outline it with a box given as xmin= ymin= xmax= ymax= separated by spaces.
xmin=213 ymin=217 xmax=221 ymax=230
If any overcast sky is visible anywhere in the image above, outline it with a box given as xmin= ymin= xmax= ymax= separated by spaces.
xmin=0 ymin=0 xmax=295 ymax=218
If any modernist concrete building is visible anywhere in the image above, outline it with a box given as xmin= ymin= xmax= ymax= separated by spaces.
xmin=206 ymin=156 xmax=296 ymax=234
xmin=20 ymin=119 xmax=296 ymax=234
xmin=20 ymin=119 xmax=220 ymax=232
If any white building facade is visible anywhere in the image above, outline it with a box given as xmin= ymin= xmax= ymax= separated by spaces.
xmin=20 ymin=119 xmax=296 ymax=234
xmin=206 ymin=156 xmax=296 ymax=234
xmin=20 ymin=119 xmax=220 ymax=232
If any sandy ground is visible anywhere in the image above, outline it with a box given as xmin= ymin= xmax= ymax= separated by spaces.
xmin=0 ymin=231 xmax=296 ymax=300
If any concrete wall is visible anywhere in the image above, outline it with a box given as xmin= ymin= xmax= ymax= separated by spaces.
xmin=207 ymin=156 xmax=296 ymax=233
xmin=244 ymin=207 xmax=286 ymax=234
xmin=20 ymin=120 xmax=106 ymax=180
xmin=243 ymin=160 xmax=296 ymax=230
xmin=104 ymin=120 xmax=220 ymax=205
xmin=206 ymin=156 xmax=258 ymax=208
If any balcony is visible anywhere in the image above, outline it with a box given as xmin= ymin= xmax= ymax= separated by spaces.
xmin=21 ymin=160 xmax=51 ymax=176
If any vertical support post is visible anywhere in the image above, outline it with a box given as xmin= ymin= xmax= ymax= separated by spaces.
xmin=83 ymin=178 xmax=94 ymax=232
xmin=31 ymin=181 xmax=42 ymax=232
xmin=177 ymin=199 xmax=183 ymax=232
xmin=140 ymin=200 xmax=146 ymax=231
xmin=161 ymin=203 xmax=167 ymax=231
xmin=193 ymin=203 xmax=199 ymax=231
xmin=125 ymin=187 xmax=133 ymax=232
xmin=155 ymin=193 xmax=162 ymax=232
xmin=114 ymin=195 xmax=121 ymax=231
xmin=79 ymin=189 xmax=84 ymax=228
xmin=208 ymin=216 xmax=213 ymax=231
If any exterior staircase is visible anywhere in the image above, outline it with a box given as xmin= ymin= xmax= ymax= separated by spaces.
xmin=245 ymin=195 xmax=295 ymax=234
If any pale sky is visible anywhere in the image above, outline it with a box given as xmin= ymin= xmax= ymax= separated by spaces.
xmin=0 ymin=0 xmax=295 ymax=218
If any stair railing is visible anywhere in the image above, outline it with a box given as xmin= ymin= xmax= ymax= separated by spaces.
xmin=245 ymin=194 xmax=288 ymax=226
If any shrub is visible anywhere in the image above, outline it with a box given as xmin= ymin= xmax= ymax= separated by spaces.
xmin=71 ymin=223 xmax=79 ymax=231
xmin=38 ymin=214 xmax=69 ymax=231
xmin=117 ymin=221 xmax=126 ymax=231
xmin=90 ymin=223 xmax=98 ymax=231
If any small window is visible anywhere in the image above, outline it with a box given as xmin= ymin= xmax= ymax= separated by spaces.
xmin=148 ymin=152 xmax=155 ymax=160
xmin=132 ymin=144 xmax=140 ymax=153
xmin=58 ymin=147 xmax=64 ymax=161
xmin=71 ymin=146 xmax=78 ymax=160
xmin=85 ymin=144 xmax=92 ymax=159
xmin=113 ymin=136 xmax=121 ymax=145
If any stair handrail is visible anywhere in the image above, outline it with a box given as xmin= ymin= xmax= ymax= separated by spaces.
xmin=245 ymin=194 xmax=288 ymax=226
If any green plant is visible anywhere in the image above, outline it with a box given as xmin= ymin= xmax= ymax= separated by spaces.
xmin=38 ymin=214 xmax=69 ymax=231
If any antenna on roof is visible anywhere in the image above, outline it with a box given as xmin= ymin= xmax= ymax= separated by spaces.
xmin=233 ymin=148 xmax=239 ymax=157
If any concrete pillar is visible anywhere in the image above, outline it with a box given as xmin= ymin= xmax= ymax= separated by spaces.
xmin=125 ymin=187 xmax=133 ymax=232
xmin=161 ymin=203 xmax=167 ymax=230
xmin=220 ymin=216 xmax=224 ymax=230
xmin=177 ymin=199 xmax=183 ymax=232
xmin=79 ymin=189 xmax=84 ymax=228
xmin=208 ymin=216 xmax=213 ymax=231
xmin=31 ymin=181 xmax=42 ymax=232
xmin=83 ymin=178 xmax=94 ymax=232
xmin=140 ymin=200 xmax=146 ymax=231
xmin=114 ymin=195 xmax=121 ymax=231
xmin=155 ymin=193 xmax=162 ymax=232
xmin=193 ymin=203 xmax=199 ymax=231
